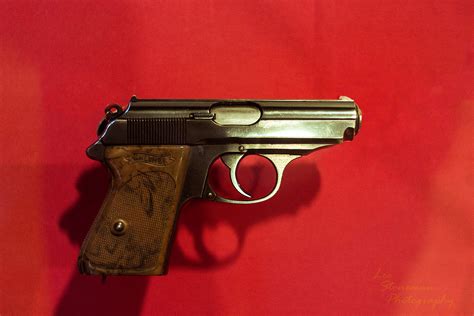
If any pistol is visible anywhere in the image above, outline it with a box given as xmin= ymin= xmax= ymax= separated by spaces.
xmin=78 ymin=96 xmax=362 ymax=275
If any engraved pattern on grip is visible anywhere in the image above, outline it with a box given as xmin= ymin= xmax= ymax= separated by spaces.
xmin=78 ymin=146 xmax=190 ymax=275
xmin=87 ymin=172 xmax=175 ymax=270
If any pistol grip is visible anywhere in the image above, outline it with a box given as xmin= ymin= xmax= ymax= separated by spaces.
xmin=78 ymin=145 xmax=190 ymax=275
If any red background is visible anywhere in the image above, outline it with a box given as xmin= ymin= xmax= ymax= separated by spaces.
xmin=0 ymin=1 xmax=472 ymax=315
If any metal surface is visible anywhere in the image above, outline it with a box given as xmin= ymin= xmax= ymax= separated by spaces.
xmin=87 ymin=96 xmax=362 ymax=205
xmin=111 ymin=219 xmax=127 ymax=236
xmin=220 ymin=153 xmax=251 ymax=198
xmin=206 ymin=154 xmax=301 ymax=204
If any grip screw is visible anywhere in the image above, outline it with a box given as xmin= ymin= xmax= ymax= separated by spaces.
xmin=111 ymin=219 xmax=127 ymax=236
xmin=238 ymin=145 xmax=245 ymax=152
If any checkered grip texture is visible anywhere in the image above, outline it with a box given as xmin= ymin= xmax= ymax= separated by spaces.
xmin=78 ymin=145 xmax=190 ymax=275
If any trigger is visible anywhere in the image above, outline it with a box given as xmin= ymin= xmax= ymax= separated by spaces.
xmin=221 ymin=154 xmax=252 ymax=198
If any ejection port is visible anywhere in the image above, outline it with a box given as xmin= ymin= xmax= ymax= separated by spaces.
xmin=210 ymin=102 xmax=262 ymax=126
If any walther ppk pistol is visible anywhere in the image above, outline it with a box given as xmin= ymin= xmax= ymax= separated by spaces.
xmin=78 ymin=96 xmax=362 ymax=276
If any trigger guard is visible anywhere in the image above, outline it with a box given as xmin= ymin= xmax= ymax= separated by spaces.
xmin=205 ymin=154 xmax=300 ymax=204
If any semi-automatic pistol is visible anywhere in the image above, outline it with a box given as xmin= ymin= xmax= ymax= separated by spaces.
xmin=78 ymin=96 xmax=362 ymax=276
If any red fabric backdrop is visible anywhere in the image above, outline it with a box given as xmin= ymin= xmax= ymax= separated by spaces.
xmin=0 ymin=1 xmax=472 ymax=315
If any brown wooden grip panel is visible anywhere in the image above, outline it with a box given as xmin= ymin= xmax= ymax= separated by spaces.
xmin=78 ymin=145 xmax=190 ymax=275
